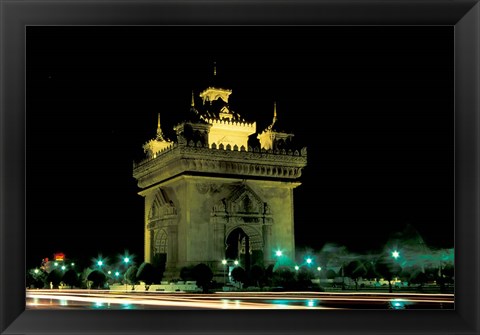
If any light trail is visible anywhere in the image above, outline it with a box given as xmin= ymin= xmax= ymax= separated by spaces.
xmin=26 ymin=292 xmax=336 ymax=309
xmin=26 ymin=290 xmax=453 ymax=310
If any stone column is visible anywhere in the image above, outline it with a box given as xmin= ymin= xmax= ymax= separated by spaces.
xmin=263 ymin=224 xmax=273 ymax=265
xmin=244 ymin=235 xmax=251 ymax=272
xmin=143 ymin=193 xmax=154 ymax=263
xmin=166 ymin=224 xmax=178 ymax=271
xmin=144 ymin=228 xmax=152 ymax=263
xmin=212 ymin=216 xmax=226 ymax=263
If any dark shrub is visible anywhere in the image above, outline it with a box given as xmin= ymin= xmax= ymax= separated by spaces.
xmin=192 ymin=263 xmax=213 ymax=293
xmin=87 ymin=270 xmax=107 ymax=289
xmin=62 ymin=269 xmax=79 ymax=288
xmin=231 ymin=267 xmax=247 ymax=285
xmin=124 ymin=265 xmax=139 ymax=290
xmin=136 ymin=262 xmax=156 ymax=291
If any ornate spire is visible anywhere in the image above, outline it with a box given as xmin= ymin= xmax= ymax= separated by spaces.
xmin=267 ymin=101 xmax=277 ymax=130
xmin=213 ymin=61 xmax=217 ymax=76
xmin=156 ymin=113 xmax=164 ymax=140
xmin=189 ymin=90 xmax=200 ymax=117
xmin=273 ymin=101 xmax=277 ymax=123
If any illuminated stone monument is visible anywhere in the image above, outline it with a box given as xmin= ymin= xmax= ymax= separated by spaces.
xmin=133 ymin=71 xmax=307 ymax=280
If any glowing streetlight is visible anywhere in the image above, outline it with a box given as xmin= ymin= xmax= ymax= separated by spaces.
xmin=97 ymin=260 xmax=103 ymax=266
xmin=294 ymin=265 xmax=299 ymax=271
xmin=54 ymin=262 xmax=58 ymax=267
xmin=276 ymin=250 xmax=283 ymax=257
xmin=71 ymin=263 xmax=75 ymax=266
xmin=221 ymin=259 xmax=227 ymax=284
xmin=317 ymin=266 xmax=322 ymax=271
xmin=392 ymin=250 xmax=400 ymax=260
xmin=108 ymin=270 xmax=112 ymax=275
xmin=115 ymin=271 xmax=120 ymax=277
xmin=306 ymin=258 xmax=312 ymax=265
xmin=34 ymin=269 xmax=39 ymax=274
xmin=234 ymin=260 xmax=239 ymax=266
xmin=61 ymin=265 xmax=66 ymax=271
xmin=122 ymin=254 xmax=132 ymax=290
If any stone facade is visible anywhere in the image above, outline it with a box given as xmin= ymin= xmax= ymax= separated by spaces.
xmin=133 ymin=72 xmax=307 ymax=281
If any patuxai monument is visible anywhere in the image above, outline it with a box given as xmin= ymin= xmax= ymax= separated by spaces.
xmin=133 ymin=67 xmax=307 ymax=281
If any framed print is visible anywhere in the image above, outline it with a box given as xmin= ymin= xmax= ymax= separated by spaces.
xmin=1 ymin=1 xmax=479 ymax=334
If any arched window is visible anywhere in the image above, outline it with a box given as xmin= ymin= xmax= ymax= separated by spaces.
xmin=155 ymin=229 xmax=168 ymax=254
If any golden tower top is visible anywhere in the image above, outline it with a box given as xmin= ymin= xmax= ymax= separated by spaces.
xmin=143 ymin=112 xmax=173 ymax=158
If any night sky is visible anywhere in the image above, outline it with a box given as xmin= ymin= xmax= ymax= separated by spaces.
xmin=26 ymin=26 xmax=454 ymax=269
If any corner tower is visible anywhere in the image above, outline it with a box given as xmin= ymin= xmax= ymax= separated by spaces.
xmin=133 ymin=67 xmax=307 ymax=281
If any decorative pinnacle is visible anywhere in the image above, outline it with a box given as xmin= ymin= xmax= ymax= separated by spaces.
xmin=213 ymin=61 xmax=217 ymax=76
xmin=191 ymin=91 xmax=195 ymax=107
xmin=156 ymin=113 xmax=164 ymax=139
xmin=266 ymin=101 xmax=277 ymax=131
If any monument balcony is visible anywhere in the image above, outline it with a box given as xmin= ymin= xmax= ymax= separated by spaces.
xmin=133 ymin=140 xmax=307 ymax=188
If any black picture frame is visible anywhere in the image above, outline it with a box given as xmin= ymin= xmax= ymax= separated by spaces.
xmin=1 ymin=1 xmax=478 ymax=334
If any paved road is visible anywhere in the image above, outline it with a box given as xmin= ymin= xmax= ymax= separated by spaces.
xmin=26 ymin=289 xmax=453 ymax=310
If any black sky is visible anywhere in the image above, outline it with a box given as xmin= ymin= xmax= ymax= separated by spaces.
xmin=26 ymin=26 xmax=454 ymax=269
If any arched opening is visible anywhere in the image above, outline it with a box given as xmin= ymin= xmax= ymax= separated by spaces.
xmin=152 ymin=229 xmax=167 ymax=273
xmin=225 ymin=227 xmax=251 ymax=273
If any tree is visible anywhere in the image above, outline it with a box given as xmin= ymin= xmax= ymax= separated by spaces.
xmin=79 ymin=268 xmax=93 ymax=289
xmin=192 ymin=263 xmax=213 ymax=293
xmin=136 ymin=262 xmax=156 ymax=291
xmin=62 ymin=269 xmax=79 ymax=288
xmin=272 ymin=267 xmax=295 ymax=289
xmin=363 ymin=261 xmax=377 ymax=280
xmin=344 ymin=260 xmax=367 ymax=290
xmin=46 ymin=269 xmax=62 ymax=288
xmin=326 ymin=269 xmax=337 ymax=280
xmin=264 ymin=264 xmax=275 ymax=286
xmin=231 ymin=267 xmax=247 ymax=285
xmin=250 ymin=265 xmax=265 ymax=287
xmin=410 ymin=271 xmax=428 ymax=290
xmin=27 ymin=269 xmax=47 ymax=289
xmin=124 ymin=265 xmax=139 ymax=290
xmin=87 ymin=270 xmax=107 ymax=289
xmin=374 ymin=257 xmax=402 ymax=293
xmin=442 ymin=263 xmax=454 ymax=284
xmin=296 ymin=267 xmax=315 ymax=291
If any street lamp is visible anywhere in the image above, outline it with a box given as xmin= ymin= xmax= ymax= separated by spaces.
xmin=61 ymin=265 xmax=66 ymax=271
xmin=275 ymin=250 xmax=283 ymax=257
xmin=306 ymin=258 xmax=312 ymax=265
xmin=97 ymin=260 xmax=103 ymax=267
xmin=317 ymin=266 xmax=322 ymax=271
xmin=34 ymin=269 xmax=39 ymax=274
xmin=392 ymin=250 xmax=400 ymax=260
xmin=123 ymin=257 xmax=130 ymax=291
xmin=234 ymin=260 xmax=239 ymax=266
xmin=222 ymin=259 xmax=227 ymax=284
xmin=294 ymin=265 xmax=300 ymax=271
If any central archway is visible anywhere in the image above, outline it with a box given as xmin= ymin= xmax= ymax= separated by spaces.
xmin=225 ymin=227 xmax=247 ymax=258
xmin=225 ymin=225 xmax=264 ymax=272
